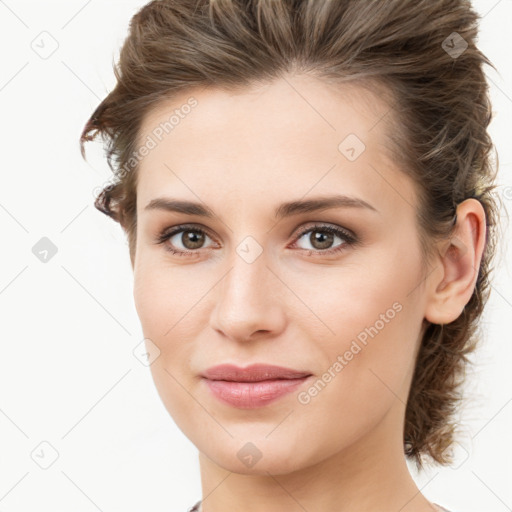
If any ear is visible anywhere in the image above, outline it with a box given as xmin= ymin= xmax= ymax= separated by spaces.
xmin=424 ymin=198 xmax=487 ymax=325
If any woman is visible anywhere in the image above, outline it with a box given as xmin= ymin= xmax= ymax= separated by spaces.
xmin=80 ymin=1 xmax=500 ymax=511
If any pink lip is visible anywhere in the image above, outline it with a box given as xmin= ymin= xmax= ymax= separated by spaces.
xmin=201 ymin=363 xmax=312 ymax=409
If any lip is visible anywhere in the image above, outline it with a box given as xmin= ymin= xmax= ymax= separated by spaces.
xmin=201 ymin=363 xmax=312 ymax=382
xmin=201 ymin=363 xmax=312 ymax=409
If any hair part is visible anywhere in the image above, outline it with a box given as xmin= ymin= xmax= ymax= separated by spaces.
xmin=80 ymin=0 xmax=501 ymax=468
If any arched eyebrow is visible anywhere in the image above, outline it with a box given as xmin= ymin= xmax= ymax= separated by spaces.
xmin=274 ymin=195 xmax=378 ymax=218
xmin=143 ymin=194 xmax=379 ymax=219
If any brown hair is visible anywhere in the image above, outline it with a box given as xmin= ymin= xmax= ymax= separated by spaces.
xmin=80 ymin=0 xmax=501 ymax=468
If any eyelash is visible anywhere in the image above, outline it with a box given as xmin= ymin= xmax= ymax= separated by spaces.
xmin=154 ymin=223 xmax=358 ymax=258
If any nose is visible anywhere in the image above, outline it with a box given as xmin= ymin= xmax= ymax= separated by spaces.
xmin=209 ymin=249 xmax=286 ymax=343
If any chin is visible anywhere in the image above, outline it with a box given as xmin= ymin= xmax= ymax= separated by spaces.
xmin=199 ymin=434 xmax=315 ymax=476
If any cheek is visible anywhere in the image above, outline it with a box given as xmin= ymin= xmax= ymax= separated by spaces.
xmin=294 ymin=267 xmax=422 ymax=451
xmin=298 ymin=238 xmax=424 ymax=389
xmin=132 ymin=255 xmax=212 ymax=373
xmin=133 ymin=250 xmax=190 ymax=333
xmin=132 ymin=261 xmax=202 ymax=422
xmin=133 ymin=265 xmax=167 ymax=336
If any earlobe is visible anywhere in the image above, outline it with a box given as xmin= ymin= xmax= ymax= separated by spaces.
xmin=424 ymin=198 xmax=487 ymax=325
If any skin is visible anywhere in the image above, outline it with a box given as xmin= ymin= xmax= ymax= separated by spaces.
xmin=131 ymin=74 xmax=486 ymax=512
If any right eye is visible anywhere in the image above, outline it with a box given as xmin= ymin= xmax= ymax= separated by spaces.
xmin=155 ymin=224 xmax=217 ymax=256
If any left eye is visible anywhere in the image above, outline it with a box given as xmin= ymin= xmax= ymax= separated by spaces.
xmin=292 ymin=225 xmax=356 ymax=254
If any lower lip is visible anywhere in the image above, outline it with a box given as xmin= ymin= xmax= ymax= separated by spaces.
xmin=203 ymin=377 xmax=311 ymax=409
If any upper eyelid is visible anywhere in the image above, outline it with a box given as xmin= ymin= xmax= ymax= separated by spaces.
xmin=295 ymin=222 xmax=354 ymax=237
xmin=166 ymin=223 xmax=218 ymax=242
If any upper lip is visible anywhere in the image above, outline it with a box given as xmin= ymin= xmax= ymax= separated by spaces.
xmin=201 ymin=363 xmax=312 ymax=382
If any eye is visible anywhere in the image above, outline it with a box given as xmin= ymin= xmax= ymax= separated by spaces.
xmin=155 ymin=224 xmax=216 ymax=257
xmin=291 ymin=223 xmax=357 ymax=256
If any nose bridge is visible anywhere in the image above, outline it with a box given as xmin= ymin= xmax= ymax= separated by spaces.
xmin=226 ymin=243 xmax=270 ymax=304
xmin=210 ymin=240 xmax=285 ymax=340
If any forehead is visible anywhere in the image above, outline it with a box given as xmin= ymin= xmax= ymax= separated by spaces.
xmin=138 ymin=75 xmax=394 ymax=151
xmin=135 ymin=74 xmax=415 ymax=220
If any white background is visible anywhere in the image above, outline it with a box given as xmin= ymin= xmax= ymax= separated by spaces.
xmin=0 ymin=1 xmax=510 ymax=511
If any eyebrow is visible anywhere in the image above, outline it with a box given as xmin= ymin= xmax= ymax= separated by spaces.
xmin=144 ymin=194 xmax=378 ymax=219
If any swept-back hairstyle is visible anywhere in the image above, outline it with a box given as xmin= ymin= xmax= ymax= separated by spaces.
xmin=80 ymin=0 xmax=500 ymax=468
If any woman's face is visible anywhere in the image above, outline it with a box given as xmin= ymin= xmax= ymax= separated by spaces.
xmin=132 ymin=75 xmax=430 ymax=474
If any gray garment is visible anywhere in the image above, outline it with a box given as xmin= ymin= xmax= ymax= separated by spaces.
xmin=189 ymin=500 xmax=452 ymax=511
xmin=188 ymin=500 xmax=201 ymax=512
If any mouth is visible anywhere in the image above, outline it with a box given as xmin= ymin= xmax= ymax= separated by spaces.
xmin=200 ymin=363 xmax=312 ymax=408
